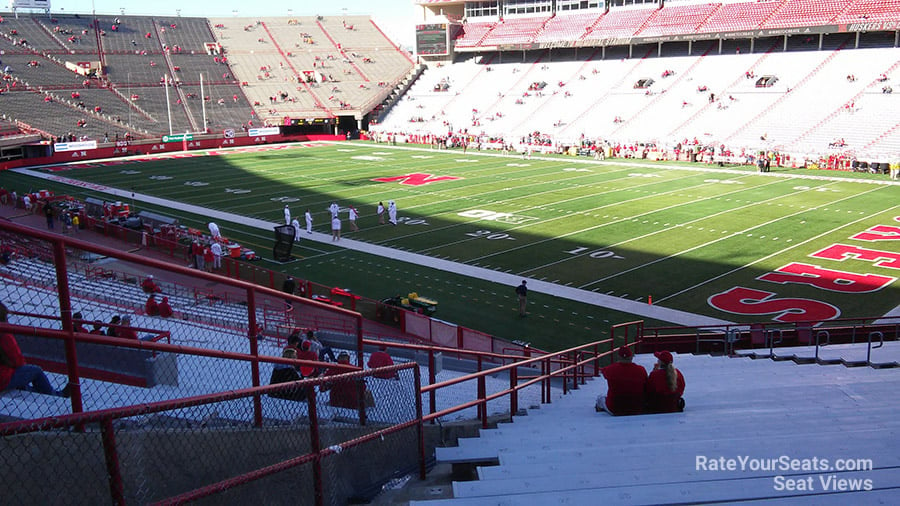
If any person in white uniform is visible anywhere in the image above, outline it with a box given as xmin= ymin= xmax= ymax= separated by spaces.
xmin=210 ymin=241 xmax=223 ymax=270
xmin=388 ymin=200 xmax=398 ymax=225
xmin=331 ymin=216 xmax=341 ymax=241
xmin=208 ymin=222 xmax=221 ymax=239
xmin=283 ymin=205 xmax=291 ymax=225
xmin=305 ymin=209 xmax=313 ymax=234
xmin=329 ymin=202 xmax=340 ymax=219
xmin=291 ymin=218 xmax=301 ymax=242
xmin=348 ymin=205 xmax=359 ymax=232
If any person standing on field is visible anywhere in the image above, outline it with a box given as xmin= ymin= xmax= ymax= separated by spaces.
xmin=283 ymin=205 xmax=291 ymax=225
xmin=515 ymin=280 xmax=528 ymax=317
xmin=348 ymin=205 xmax=359 ymax=232
xmin=331 ymin=216 xmax=342 ymax=241
xmin=291 ymin=218 xmax=301 ymax=242
xmin=377 ymin=202 xmax=385 ymax=224
xmin=305 ymin=209 xmax=313 ymax=234
xmin=388 ymin=200 xmax=398 ymax=225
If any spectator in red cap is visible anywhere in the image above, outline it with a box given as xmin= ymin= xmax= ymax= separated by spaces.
xmin=646 ymin=350 xmax=685 ymax=413
xmin=596 ymin=346 xmax=647 ymax=415
xmin=158 ymin=297 xmax=173 ymax=318
xmin=297 ymin=340 xmax=320 ymax=378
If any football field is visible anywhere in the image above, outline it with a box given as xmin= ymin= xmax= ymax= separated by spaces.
xmin=9 ymin=141 xmax=900 ymax=347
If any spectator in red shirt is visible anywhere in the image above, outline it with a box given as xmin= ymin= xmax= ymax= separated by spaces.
xmin=158 ymin=297 xmax=173 ymax=318
xmin=367 ymin=345 xmax=398 ymax=379
xmin=202 ymin=244 xmax=214 ymax=272
xmin=117 ymin=316 xmax=139 ymax=340
xmin=646 ymin=350 xmax=686 ymax=413
xmin=597 ymin=346 xmax=647 ymax=415
xmin=296 ymin=340 xmax=321 ymax=378
xmin=1 ymin=302 xmax=70 ymax=397
xmin=145 ymin=295 xmax=160 ymax=317
xmin=321 ymin=352 xmax=363 ymax=409
xmin=72 ymin=311 xmax=88 ymax=334
xmin=141 ymin=275 xmax=161 ymax=293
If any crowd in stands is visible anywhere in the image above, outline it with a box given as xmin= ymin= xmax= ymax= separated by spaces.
xmin=268 ymin=328 xmax=398 ymax=409
xmin=366 ymin=127 xmax=844 ymax=171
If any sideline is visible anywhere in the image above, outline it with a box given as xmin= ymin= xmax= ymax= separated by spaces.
xmin=13 ymin=163 xmax=733 ymax=328
xmin=337 ymin=140 xmax=900 ymax=186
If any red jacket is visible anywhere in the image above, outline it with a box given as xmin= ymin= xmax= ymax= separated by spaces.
xmin=296 ymin=349 xmax=320 ymax=377
xmin=145 ymin=297 xmax=160 ymax=316
xmin=367 ymin=351 xmax=397 ymax=379
xmin=0 ymin=333 xmax=26 ymax=390
xmin=646 ymin=368 xmax=685 ymax=413
xmin=321 ymin=363 xmax=362 ymax=409
xmin=141 ymin=278 xmax=161 ymax=293
xmin=601 ymin=361 xmax=648 ymax=415
xmin=158 ymin=298 xmax=173 ymax=318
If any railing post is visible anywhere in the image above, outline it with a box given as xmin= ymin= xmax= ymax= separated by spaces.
xmin=867 ymin=331 xmax=883 ymax=365
xmin=246 ymin=289 xmax=262 ymax=427
xmin=52 ymin=239 xmax=83 ymax=415
xmin=509 ymin=363 xmax=518 ymax=416
xmin=477 ymin=355 xmax=486 ymax=428
xmin=355 ymin=314 xmax=364 ymax=373
xmin=307 ymin=385 xmax=324 ymax=506
xmin=100 ymin=418 xmax=125 ymax=506
xmin=415 ymin=366 xmax=426 ymax=480
xmin=543 ymin=357 xmax=550 ymax=404
xmin=428 ymin=350 xmax=437 ymax=420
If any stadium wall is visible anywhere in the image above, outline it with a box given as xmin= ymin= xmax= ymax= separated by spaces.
xmin=0 ymin=133 xmax=344 ymax=171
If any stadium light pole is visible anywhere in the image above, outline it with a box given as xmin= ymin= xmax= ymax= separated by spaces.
xmin=127 ymin=72 xmax=132 ymax=127
xmin=165 ymin=74 xmax=173 ymax=135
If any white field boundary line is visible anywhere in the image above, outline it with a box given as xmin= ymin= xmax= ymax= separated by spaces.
xmin=656 ymin=200 xmax=900 ymax=305
xmin=335 ymin=141 xmax=900 ymax=187
xmin=582 ymin=181 xmax=879 ymax=290
xmin=464 ymin=173 xmax=774 ymax=264
xmin=523 ymin=179 xmax=827 ymax=280
xmin=11 ymin=167 xmax=732 ymax=327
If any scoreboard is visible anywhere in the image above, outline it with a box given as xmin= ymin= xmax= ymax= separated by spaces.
xmin=416 ymin=24 xmax=449 ymax=56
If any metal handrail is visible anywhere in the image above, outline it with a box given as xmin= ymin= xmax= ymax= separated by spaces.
xmin=815 ymin=330 xmax=830 ymax=362
xmin=866 ymin=331 xmax=884 ymax=365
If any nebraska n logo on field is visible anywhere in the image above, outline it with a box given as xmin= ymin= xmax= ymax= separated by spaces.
xmin=371 ymin=173 xmax=463 ymax=186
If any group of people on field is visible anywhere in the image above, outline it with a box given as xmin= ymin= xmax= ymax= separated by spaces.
xmin=284 ymin=200 xmax=399 ymax=243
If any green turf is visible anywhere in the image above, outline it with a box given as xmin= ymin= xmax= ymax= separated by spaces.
xmin=4 ymin=141 xmax=899 ymax=350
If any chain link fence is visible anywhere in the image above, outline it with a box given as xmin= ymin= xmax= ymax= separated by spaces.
xmin=0 ymin=221 xmax=426 ymax=504
xmin=1 ymin=216 xmax=584 ymax=505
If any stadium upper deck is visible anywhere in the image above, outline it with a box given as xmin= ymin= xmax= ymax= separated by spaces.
xmin=0 ymin=12 xmax=414 ymax=140
xmin=415 ymin=0 xmax=900 ymax=52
